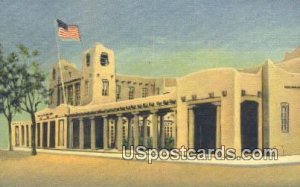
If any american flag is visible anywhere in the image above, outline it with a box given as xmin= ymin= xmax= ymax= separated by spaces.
xmin=56 ymin=19 xmax=80 ymax=40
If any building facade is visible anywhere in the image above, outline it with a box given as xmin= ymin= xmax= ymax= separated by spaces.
xmin=11 ymin=44 xmax=300 ymax=155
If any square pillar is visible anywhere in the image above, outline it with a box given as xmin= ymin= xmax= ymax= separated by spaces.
xmin=159 ymin=114 xmax=166 ymax=149
xmin=69 ymin=119 xmax=74 ymax=148
xmin=116 ymin=114 xmax=123 ymax=151
xmin=79 ymin=118 xmax=84 ymax=149
xmin=127 ymin=116 xmax=133 ymax=147
xmin=24 ymin=125 xmax=28 ymax=147
xmin=151 ymin=111 xmax=158 ymax=149
xmin=142 ymin=116 xmax=148 ymax=147
xmin=133 ymin=113 xmax=139 ymax=148
xmin=103 ymin=116 xmax=108 ymax=150
xmin=216 ymin=104 xmax=221 ymax=149
xmin=188 ymin=106 xmax=195 ymax=149
xmin=90 ymin=117 xmax=96 ymax=150
xmin=171 ymin=110 xmax=177 ymax=148
xmin=40 ymin=123 xmax=43 ymax=148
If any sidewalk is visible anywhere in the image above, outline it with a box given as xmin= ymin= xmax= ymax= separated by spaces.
xmin=7 ymin=147 xmax=300 ymax=167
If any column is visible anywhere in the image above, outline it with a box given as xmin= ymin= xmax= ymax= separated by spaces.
xmin=258 ymin=102 xmax=263 ymax=149
xmin=216 ymin=104 xmax=221 ymax=149
xmin=28 ymin=125 xmax=32 ymax=148
xmin=142 ymin=115 xmax=148 ymax=147
xmin=24 ymin=125 xmax=28 ymax=147
xmin=188 ymin=106 xmax=195 ymax=149
xmin=127 ymin=116 xmax=133 ymax=147
xmin=116 ymin=114 xmax=123 ymax=151
xmin=69 ymin=119 xmax=74 ymax=148
xmin=90 ymin=117 xmax=96 ymax=150
xmin=151 ymin=110 xmax=158 ymax=149
xmin=133 ymin=113 xmax=139 ymax=147
xmin=103 ymin=116 xmax=108 ymax=150
xmin=172 ymin=109 xmax=177 ymax=148
xmin=79 ymin=118 xmax=84 ymax=149
xmin=40 ymin=123 xmax=43 ymax=148
xmin=159 ymin=113 xmax=165 ymax=149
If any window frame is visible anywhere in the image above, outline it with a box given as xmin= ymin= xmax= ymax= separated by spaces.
xmin=102 ymin=79 xmax=109 ymax=96
xmin=281 ymin=102 xmax=289 ymax=133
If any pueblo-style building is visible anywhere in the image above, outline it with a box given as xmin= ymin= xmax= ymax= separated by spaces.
xmin=11 ymin=43 xmax=300 ymax=156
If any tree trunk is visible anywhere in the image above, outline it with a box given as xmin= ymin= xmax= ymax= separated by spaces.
xmin=8 ymin=119 xmax=13 ymax=151
xmin=30 ymin=113 xmax=37 ymax=155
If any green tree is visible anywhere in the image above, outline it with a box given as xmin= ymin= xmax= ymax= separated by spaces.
xmin=17 ymin=45 xmax=48 ymax=155
xmin=0 ymin=44 xmax=23 ymax=151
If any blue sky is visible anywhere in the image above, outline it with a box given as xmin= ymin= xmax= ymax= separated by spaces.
xmin=0 ymin=0 xmax=299 ymax=77
xmin=0 ymin=0 xmax=300 ymax=147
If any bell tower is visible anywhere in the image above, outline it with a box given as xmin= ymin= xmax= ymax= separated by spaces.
xmin=81 ymin=43 xmax=116 ymax=105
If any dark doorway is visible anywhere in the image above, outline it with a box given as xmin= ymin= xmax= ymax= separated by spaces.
xmin=49 ymin=121 xmax=55 ymax=148
xmin=21 ymin=126 xmax=24 ymax=146
xmin=73 ymin=120 xmax=80 ymax=149
xmin=194 ymin=103 xmax=217 ymax=151
xmin=95 ymin=117 xmax=104 ymax=149
xmin=42 ymin=122 xmax=48 ymax=148
xmin=241 ymin=101 xmax=258 ymax=151
xmin=84 ymin=119 xmax=91 ymax=149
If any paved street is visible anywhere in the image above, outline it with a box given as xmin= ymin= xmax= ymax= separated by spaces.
xmin=0 ymin=150 xmax=300 ymax=187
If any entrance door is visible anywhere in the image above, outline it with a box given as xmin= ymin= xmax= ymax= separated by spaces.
xmin=194 ymin=103 xmax=217 ymax=151
xmin=42 ymin=122 xmax=48 ymax=148
xmin=73 ymin=121 xmax=80 ymax=149
xmin=241 ymin=101 xmax=258 ymax=151
xmin=95 ymin=117 xmax=104 ymax=149
xmin=49 ymin=121 xmax=55 ymax=148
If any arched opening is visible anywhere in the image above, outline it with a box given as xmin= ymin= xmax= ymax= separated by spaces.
xmin=241 ymin=100 xmax=258 ymax=151
xmin=194 ymin=103 xmax=217 ymax=151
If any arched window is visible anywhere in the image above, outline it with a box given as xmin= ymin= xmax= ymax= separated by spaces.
xmin=86 ymin=53 xmax=90 ymax=67
xmin=100 ymin=52 xmax=109 ymax=66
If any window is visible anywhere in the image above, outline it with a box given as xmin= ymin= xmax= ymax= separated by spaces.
xmin=116 ymin=85 xmax=121 ymax=99
xmin=281 ymin=102 xmax=289 ymax=133
xmin=110 ymin=125 xmax=115 ymax=147
xmin=156 ymin=87 xmax=160 ymax=95
xmin=86 ymin=53 xmax=90 ymax=67
xmin=52 ymin=69 xmax=56 ymax=80
xmin=122 ymin=126 xmax=126 ymax=141
xmin=129 ymin=87 xmax=135 ymax=100
xmin=100 ymin=52 xmax=109 ymax=66
xmin=67 ymin=85 xmax=73 ymax=105
xmin=102 ymin=79 xmax=109 ymax=96
xmin=57 ymin=87 xmax=61 ymax=105
xmin=142 ymin=87 xmax=148 ymax=98
xmin=75 ymin=83 xmax=80 ymax=106
xmin=85 ymin=80 xmax=89 ymax=96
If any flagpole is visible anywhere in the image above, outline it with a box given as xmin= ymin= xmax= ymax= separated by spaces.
xmin=54 ymin=19 xmax=67 ymax=105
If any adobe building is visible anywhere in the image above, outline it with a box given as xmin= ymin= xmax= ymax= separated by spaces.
xmin=11 ymin=44 xmax=300 ymax=156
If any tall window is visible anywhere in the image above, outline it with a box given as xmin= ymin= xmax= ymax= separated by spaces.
xmin=52 ymin=69 xmax=56 ymax=80
xmin=102 ymin=79 xmax=109 ymax=96
xmin=100 ymin=52 xmax=109 ymax=66
xmin=86 ymin=53 xmax=90 ymax=67
xmin=129 ymin=87 xmax=135 ymax=100
xmin=281 ymin=102 xmax=289 ymax=133
xmin=110 ymin=125 xmax=115 ymax=147
xmin=75 ymin=83 xmax=80 ymax=106
xmin=116 ymin=85 xmax=121 ymax=99
xmin=85 ymin=80 xmax=89 ymax=96
xmin=67 ymin=86 xmax=73 ymax=105
xmin=142 ymin=87 xmax=148 ymax=98
xmin=122 ymin=126 xmax=126 ymax=141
